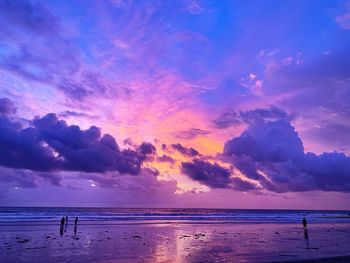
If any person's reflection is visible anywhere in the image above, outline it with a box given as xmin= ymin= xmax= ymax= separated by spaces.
xmin=304 ymin=228 xmax=310 ymax=248
xmin=74 ymin=217 xmax=78 ymax=235
xmin=304 ymin=228 xmax=309 ymax=240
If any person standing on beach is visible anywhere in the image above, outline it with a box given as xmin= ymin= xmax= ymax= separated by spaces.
xmin=302 ymin=217 xmax=307 ymax=230
xmin=60 ymin=217 xmax=65 ymax=236
xmin=74 ymin=217 xmax=78 ymax=235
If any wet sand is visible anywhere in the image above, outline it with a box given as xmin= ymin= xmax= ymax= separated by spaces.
xmin=1 ymin=222 xmax=350 ymax=262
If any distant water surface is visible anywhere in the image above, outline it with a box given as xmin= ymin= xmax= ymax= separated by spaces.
xmin=0 ymin=207 xmax=349 ymax=225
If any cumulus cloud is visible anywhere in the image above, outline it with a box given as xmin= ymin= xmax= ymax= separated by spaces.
xmin=0 ymin=111 xmax=154 ymax=174
xmin=169 ymin=143 xmax=199 ymax=157
xmin=181 ymin=159 xmax=231 ymax=188
xmin=157 ymin=154 xmax=175 ymax=163
xmin=137 ymin=142 xmax=156 ymax=156
xmin=181 ymin=159 xmax=257 ymax=191
xmin=185 ymin=107 xmax=350 ymax=193
xmin=224 ymin=117 xmax=350 ymax=192
xmin=161 ymin=143 xmax=200 ymax=157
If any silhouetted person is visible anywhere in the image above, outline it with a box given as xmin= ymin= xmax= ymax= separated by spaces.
xmin=74 ymin=217 xmax=78 ymax=235
xmin=60 ymin=217 xmax=65 ymax=236
xmin=65 ymin=216 xmax=68 ymax=232
xmin=302 ymin=217 xmax=307 ymax=230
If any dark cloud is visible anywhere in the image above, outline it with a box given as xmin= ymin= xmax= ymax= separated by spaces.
xmin=181 ymin=160 xmax=231 ymax=188
xmin=157 ymin=154 xmax=175 ymax=163
xmin=231 ymin=177 xmax=259 ymax=191
xmin=224 ymin=118 xmax=350 ymax=192
xmin=0 ymin=113 xmax=153 ymax=174
xmin=213 ymin=106 xmax=293 ymax=129
xmin=181 ymin=159 xmax=258 ymax=191
xmin=224 ymin=119 xmax=304 ymax=163
xmin=170 ymin=143 xmax=199 ymax=157
xmin=0 ymin=97 xmax=17 ymax=115
xmin=138 ymin=142 xmax=156 ymax=156
xmin=173 ymin=128 xmax=210 ymax=140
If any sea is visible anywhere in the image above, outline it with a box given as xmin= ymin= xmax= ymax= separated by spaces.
xmin=0 ymin=207 xmax=350 ymax=225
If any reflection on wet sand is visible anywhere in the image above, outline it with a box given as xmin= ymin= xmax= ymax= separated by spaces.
xmin=1 ymin=223 xmax=350 ymax=262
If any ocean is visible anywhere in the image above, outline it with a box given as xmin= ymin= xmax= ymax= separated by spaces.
xmin=1 ymin=207 xmax=350 ymax=225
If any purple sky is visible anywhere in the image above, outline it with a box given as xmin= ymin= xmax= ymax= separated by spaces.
xmin=1 ymin=0 xmax=350 ymax=209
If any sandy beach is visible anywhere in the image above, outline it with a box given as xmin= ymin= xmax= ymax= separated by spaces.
xmin=1 ymin=221 xmax=350 ymax=263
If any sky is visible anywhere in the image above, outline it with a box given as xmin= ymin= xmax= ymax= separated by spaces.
xmin=1 ymin=0 xmax=350 ymax=209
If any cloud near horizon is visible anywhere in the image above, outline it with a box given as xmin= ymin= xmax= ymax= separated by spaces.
xmin=223 ymin=117 xmax=350 ymax=193
xmin=0 ymin=99 xmax=154 ymax=175
xmin=177 ymin=106 xmax=350 ymax=193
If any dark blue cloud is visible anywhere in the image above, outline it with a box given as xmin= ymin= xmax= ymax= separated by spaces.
xmin=224 ymin=119 xmax=304 ymax=163
xmin=181 ymin=160 xmax=231 ymax=188
xmin=181 ymin=159 xmax=257 ymax=190
xmin=170 ymin=143 xmax=199 ymax=157
xmin=224 ymin=118 xmax=350 ymax=192
xmin=0 ymin=112 xmax=154 ymax=174
xmin=157 ymin=154 xmax=175 ymax=163
xmin=138 ymin=142 xmax=156 ymax=156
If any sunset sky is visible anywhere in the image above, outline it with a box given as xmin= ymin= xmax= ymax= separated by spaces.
xmin=1 ymin=0 xmax=350 ymax=209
